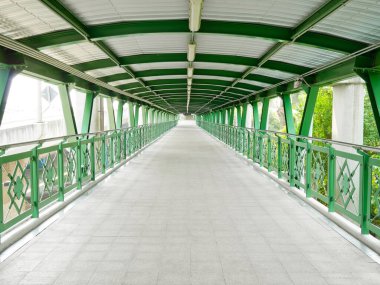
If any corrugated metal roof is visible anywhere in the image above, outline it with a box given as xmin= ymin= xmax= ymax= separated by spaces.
xmin=141 ymin=75 xmax=186 ymax=81
xmin=202 ymin=0 xmax=326 ymax=27
xmin=60 ymin=0 xmax=187 ymax=25
xmin=0 ymin=0 xmax=70 ymax=39
xmin=251 ymin=68 xmax=296 ymax=80
xmin=104 ymin=33 xmax=190 ymax=57
xmin=86 ymin=66 xmax=126 ymax=78
xmin=240 ymin=79 xmax=271 ymax=88
xmin=312 ymin=0 xmax=380 ymax=44
xmin=108 ymin=78 xmax=138 ymax=86
xmin=129 ymin=62 xmax=188 ymax=72
xmin=193 ymin=62 xmax=247 ymax=72
xmin=193 ymin=75 xmax=235 ymax=82
xmin=41 ymin=42 xmax=108 ymax=65
xmin=271 ymin=44 xmax=345 ymax=68
xmin=196 ymin=34 xmax=275 ymax=58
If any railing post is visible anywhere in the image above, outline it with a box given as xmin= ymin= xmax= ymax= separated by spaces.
xmin=259 ymin=133 xmax=263 ymax=167
xmin=101 ymin=134 xmax=106 ymax=174
xmin=58 ymin=141 xmax=64 ymax=201
xmin=358 ymin=149 xmax=370 ymax=234
xmin=305 ymin=141 xmax=312 ymax=198
xmin=90 ymin=137 xmax=95 ymax=181
xmin=267 ymin=135 xmax=271 ymax=170
xmin=328 ymin=145 xmax=335 ymax=212
xmin=277 ymin=136 xmax=282 ymax=179
xmin=76 ymin=139 xmax=82 ymax=190
xmin=123 ymin=130 xmax=127 ymax=159
xmin=31 ymin=146 xmax=40 ymax=218
xmin=289 ymin=138 xmax=295 ymax=187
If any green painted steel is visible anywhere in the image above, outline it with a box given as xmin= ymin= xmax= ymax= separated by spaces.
xmin=116 ymin=100 xmax=124 ymax=129
xmin=251 ymin=101 xmax=260 ymax=129
xmin=0 ymin=121 xmax=176 ymax=233
xmin=0 ymin=68 xmax=17 ymax=126
xmin=197 ymin=120 xmax=380 ymax=239
xmin=260 ymin=98 xmax=270 ymax=130
xmin=106 ymin=97 xmax=116 ymax=130
xmin=22 ymin=19 xmax=365 ymax=54
xmin=58 ymin=84 xmax=78 ymax=136
xmin=128 ymin=101 xmax=135 ymax=127
xmin=134 ymin=104 xmax=140 ymax=127
xmin=299 ymin=86 xmax=319 ymax=136
xmin=358 ymin=71 xmax=380 ymax=137
xmin=81 ymin=91 xmax=96 ymax=134
xmin=282 ymin=94 xmax=296 ymax=134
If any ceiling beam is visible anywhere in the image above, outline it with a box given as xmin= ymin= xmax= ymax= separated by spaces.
xmin=20 ymin=19 xmax=366 ymax=54
xmin=195 ymin=0 xmax=352 ymax=113
xmin=39 ymin=0 xmax=178 ymax=113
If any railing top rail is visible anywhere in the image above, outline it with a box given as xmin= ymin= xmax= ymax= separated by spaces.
xmin=200 ymin=121 xmax=380 ymax=153
xmin=0 ymin=121 xmax=177 ymax=152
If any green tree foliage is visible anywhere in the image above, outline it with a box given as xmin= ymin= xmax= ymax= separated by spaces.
xmin=312 ymin=87 xmax=333 ymax=140
xmin=363 ymin=94 xmax=380 ymax=147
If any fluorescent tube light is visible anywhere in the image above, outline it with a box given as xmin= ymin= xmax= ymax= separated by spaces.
xmin=187 ymin=67 xmax=194 ymax=77
xmin=188 ymin=43 xmax=196 ymax=62
xmin=189 ymin=0 xmax=203 ymax=32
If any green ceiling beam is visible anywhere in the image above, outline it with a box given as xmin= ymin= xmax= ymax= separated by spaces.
xmin=73 ymin=53 xmax=311 ymax=75
xmin=39 ymin=0 xmax=176 ymax=113
xmin=98 ymin=68 xmax=282 ymax=86
xmin=21 ymin=19 xmax=366 ymax=54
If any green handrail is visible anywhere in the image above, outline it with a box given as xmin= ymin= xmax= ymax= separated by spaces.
xmin=197 ymin=120 xmax=380 ymax=239
xmin=0 ymin=121 xmax=177 ymax=233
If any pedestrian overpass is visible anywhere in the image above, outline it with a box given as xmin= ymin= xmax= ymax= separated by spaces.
xmin=0 ymin=0 xmax=380 ymax=284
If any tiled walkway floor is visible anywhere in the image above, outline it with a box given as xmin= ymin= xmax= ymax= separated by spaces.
xmin=0 ymin=123 xmax=379 ymax=285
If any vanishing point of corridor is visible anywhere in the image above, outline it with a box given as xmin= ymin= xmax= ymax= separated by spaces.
xmin=0 ymin=124 xmax=379 ymax=285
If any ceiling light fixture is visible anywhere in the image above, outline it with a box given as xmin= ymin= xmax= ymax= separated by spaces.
xmin=189 ymin=0 xmax=204 ymax=32
xmin=188 ymin=43 xmax=196 ymax=62
xmin=187 ymin=66 xmax=194 ymax=77
xmin=187 ymin=78 xmax=192 ymax=85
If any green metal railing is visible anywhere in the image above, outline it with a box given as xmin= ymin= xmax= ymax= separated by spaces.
xmin=198 ymin=120 xmax=380 ymax=239
xmin=0 ymin=121 xmax=176 ymax=233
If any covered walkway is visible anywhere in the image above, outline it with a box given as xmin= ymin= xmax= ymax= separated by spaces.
xmin=0 ymin=124 xmax=379 ymax=285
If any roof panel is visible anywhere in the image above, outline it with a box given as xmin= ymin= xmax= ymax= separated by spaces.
xmin=129 ymin=62 xmax=188 ymax=72
xmin=193 ymin=62 xmax=246 ymax=73
xmin=193 ymin=75 xmax=235 ymax=82
xmin=271 ymin=44 xmax=345 ymax=68
xmin=0 ymin=0 xmax=71 ymax=39
xmin=41 ymin=42 xmax=108 ymax=65
xmin=103 ymin=33 xmax=190 ymax=57
xmin=252 ymin=68 xmax=296 ymax=80
xmin=141 ymin=75 xmax=186 ymax=81
xmin=196 ymin=34 xmax=275 ymax=58
xmin=60 ymin=0 xmax=187 ymax=25
xmin=240 ymin=79 xmax=271 ymax=88
xmin=312 ymin=0 xmax=380 ymax=44
xmin=85 ymin=66 xmax=126 ymax=78
xmin=109 ymin=78 xmax=139 ymax=86
xmin=203 ymin=0 xmax=326 ymax=27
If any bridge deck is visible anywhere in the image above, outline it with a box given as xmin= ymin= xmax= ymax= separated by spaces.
xmin=0 ymin=123 xmax=379 ymax=285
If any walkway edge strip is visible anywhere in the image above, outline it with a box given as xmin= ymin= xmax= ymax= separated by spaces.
xmin=0 ymin=129 xmax=171 ymax=254
xmin=202 ymin=128 xmax=380 ymax=256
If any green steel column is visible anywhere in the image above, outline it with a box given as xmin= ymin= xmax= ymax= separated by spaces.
xmin=58 ymin=84 xmax=77 ymax=135
xmin=251 ymin=101 xmax=260 ymax=129
xmin=228 ymin=107 xmax=234 ymax=126
xmin=299 ymin=86 xmax=319 ymax=136
xmin=151 ymin=109 xmax=156 ymax=124
xmin=142 ymin=105 xmax=149 ymax=125
xmin=128 ymin=101 xmax=135 ymax=127
xmin=134 ymin=103 xmax=140 ymax=126
xmin=116 ymin=100 xmax=124 ymax=129
xmin=81 ymin=91 xmax=95 ymax=134
xmin=241 ymin=103 xmax=248 ymax=128
xmin=221 ymin=109 xmax=226 ymax=125
xmin=106 ymin=97 xmax=116 ymax=130
xmin=357 ymin=71 xmax=380 ymax=137
xmin=260 ymin=98 xmax=270 ymax=130
xmin=0 ymin=67 xmax=17 ymax=126
xmin=236 ymin=106 xmax=242 ymax=127
xmin=282 ymin=94 xmax=296 ymax=134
